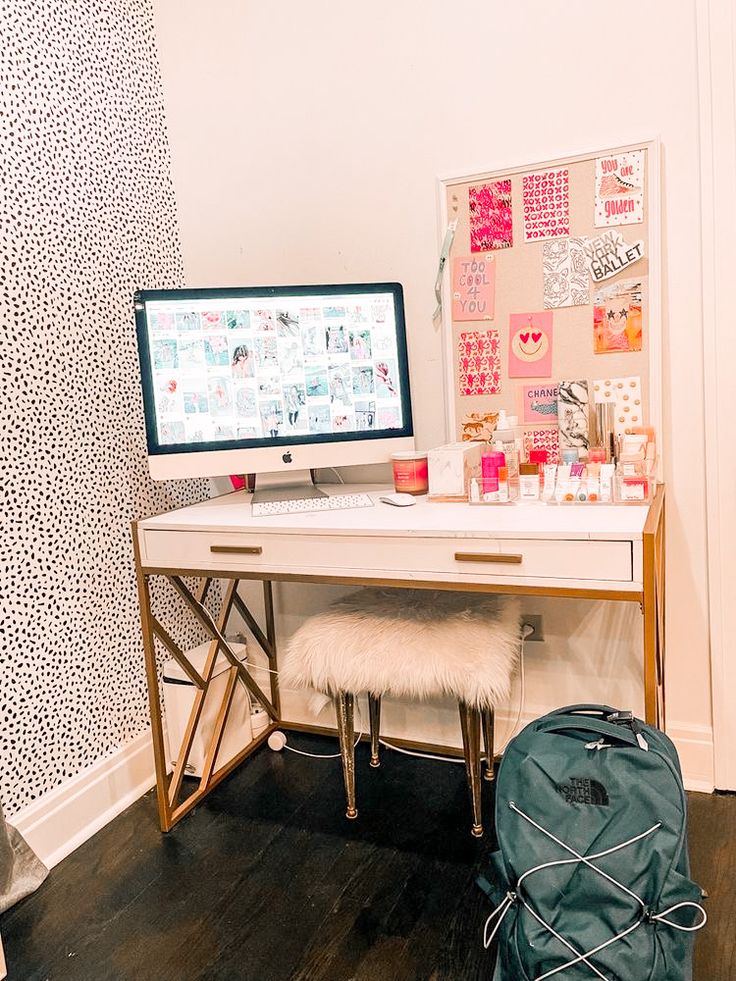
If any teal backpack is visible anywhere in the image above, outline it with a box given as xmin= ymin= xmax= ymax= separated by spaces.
xmin=480 ymin=705 xmax=707 ymax=981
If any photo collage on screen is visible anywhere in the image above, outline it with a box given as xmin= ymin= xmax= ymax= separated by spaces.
xmin=146 ymin=293 xmax=404 ymax=445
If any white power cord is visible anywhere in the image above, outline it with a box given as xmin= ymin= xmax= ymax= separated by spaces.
xmin=377 ymin=739 xmax=465 ymax=765
xmin=377 ymin=622 xmax=531 ymax=766
xmin=494 ymin=621 xmax=532 ymax=755
xmin=268 ymin=728 xmax=363 ymax=759
xmin=267 ymin=694 xmax=364 ymax=759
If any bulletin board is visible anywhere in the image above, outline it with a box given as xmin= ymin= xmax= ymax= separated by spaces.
xmin=436 ymin=140 xmax=661 ymax=461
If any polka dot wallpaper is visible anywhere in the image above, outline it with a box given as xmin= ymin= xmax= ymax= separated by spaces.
xmin=0 ymin=0 xmax=210 ymax=814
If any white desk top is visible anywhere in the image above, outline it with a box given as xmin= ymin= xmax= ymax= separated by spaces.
xmin=139 ymin=485 xmax=650 ymax=542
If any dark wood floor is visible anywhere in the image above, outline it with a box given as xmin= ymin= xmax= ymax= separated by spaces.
xmin=2 ymin=734 xmax=734 ymax=980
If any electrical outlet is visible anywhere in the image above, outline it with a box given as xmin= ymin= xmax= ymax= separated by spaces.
xmin=523 ymin=614 xmax=544 ymax=642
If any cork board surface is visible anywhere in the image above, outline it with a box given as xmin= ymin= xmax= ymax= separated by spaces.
xmin=443 ymin=144 xmax=655 ymax=441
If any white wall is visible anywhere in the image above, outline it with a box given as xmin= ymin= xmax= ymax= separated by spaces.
xmin=153 ymin=0 xmax=714 ymax=786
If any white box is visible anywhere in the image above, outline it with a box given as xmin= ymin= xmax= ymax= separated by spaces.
xmin=163 ymin=641 xmax=253 ymax=777
xmin=428 ymin=441 xmax=483 ymax=500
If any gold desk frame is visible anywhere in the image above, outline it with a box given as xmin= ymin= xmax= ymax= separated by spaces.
xmin=133 ymin=486 xmax=665 ymax=833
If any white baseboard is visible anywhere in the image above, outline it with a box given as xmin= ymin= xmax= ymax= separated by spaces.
xmin=279 ymin=688 xmax=716 ymax=792
xmin=667 ymin=722 xmax=715 ymax=793
xmin=8 ymin=708 xmax=715 ymax=872
xmin=12 ymin=730 xmax=157 ymax=870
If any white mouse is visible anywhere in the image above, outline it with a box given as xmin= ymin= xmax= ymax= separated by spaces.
xmin=379 ymin=493 xmax=418 ymax=507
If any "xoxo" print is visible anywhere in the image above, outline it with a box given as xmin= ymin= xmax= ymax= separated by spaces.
xmin=522 ymin=168 xmax=570 ymax=241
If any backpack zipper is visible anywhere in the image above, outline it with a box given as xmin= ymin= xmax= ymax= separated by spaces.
xmin=606 ymin=710 xmax=649 ymax=751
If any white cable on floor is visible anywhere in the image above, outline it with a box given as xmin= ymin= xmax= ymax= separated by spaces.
xmin=277 ymin=731 xmax=363 ymax=760
xmin=262 ymin=624 xmax=532 ymax=765
xmin=378 ymin=623 xmax=532 ymax=767
xmin=377 ymin=739 xmax=466 ymax=765
xmin=269 ymin=697 xmax=364 ymax=760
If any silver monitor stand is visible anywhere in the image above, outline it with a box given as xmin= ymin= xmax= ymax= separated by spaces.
xmin=251 ymin=469 xmax=327 ymax=504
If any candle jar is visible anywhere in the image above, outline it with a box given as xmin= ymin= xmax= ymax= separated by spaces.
xmin=391 ymin=451 xmax=429 ymax=495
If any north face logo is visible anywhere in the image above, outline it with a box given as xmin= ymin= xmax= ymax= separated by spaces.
xmin=557 ymin=777 xmax=609 ymax=806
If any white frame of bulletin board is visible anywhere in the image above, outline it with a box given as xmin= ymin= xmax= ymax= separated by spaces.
xmin=435 ymin=139 xmax=662 ymax=460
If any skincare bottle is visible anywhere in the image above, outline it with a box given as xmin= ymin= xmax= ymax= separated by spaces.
xmin=481 ymin=450 xmax=505 ymax=496
xmin=494 ymin=412 xmax=522 ymax=483
xmin=599 ymin=463 xmax=615 ymax=502
xmin=586 ymin=463 xmax=601 ymax=502
xmin=482 ymin=473 xmax=500 ymax=502
xmin=498 ymin=466 xmax=509 ymax=503
xmin=541 ymin=464 xmax=557 ymax=501
xmin=469 ymin=477 xmax=480 ymax=503
xmin=566 ymin=463 xmax=584 ymax=501
xmin=529 ymin=449 xmax=548 ymax=491
xmin=555 ymin=464 xmax=571 ymax=502
xmin=519 ymin=463 xmax=540 ymax=501
xmin=561 ymin=448 xmax=578 ymax=465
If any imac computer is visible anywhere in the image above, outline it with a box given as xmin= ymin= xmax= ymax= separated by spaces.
xmin=134 ymin=282 xmax=414 ymax=504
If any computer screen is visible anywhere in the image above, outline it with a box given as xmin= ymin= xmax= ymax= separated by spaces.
xmin=134 ymin=283 xmax=414 ymax=479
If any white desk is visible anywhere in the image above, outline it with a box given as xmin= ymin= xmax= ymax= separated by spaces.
xmin=133 ymin=484 xmax=665 ymax=831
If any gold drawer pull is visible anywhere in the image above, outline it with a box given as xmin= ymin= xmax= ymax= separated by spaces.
xmin=210 ymin=545 xmax=263 ymax=555
xmin=454 ymin=551 xmax=523 ymax=564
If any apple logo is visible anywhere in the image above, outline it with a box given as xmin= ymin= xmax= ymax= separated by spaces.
xmin=282 ymin=452 xmax=293 ymax=463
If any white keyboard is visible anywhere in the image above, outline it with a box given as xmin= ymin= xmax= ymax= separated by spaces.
xmin=251 ymin=493 xmax=375 ymax=517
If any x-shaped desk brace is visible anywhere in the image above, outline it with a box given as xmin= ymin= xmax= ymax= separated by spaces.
xmin=136 ymin=568 xmax=280 ymax=831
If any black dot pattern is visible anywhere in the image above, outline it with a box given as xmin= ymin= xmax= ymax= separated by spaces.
xmin=0 ymin=1 xmax=211 ymax=814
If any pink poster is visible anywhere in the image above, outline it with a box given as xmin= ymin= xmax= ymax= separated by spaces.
xmin=468 ymin=180 xmax=513 ymax=252
xmin=522 ymin=383 xmax=559 ymax=423
xmin=508 ymin=312 xmax=553 ymax=378
xmin=522 ymin=168 xmax=570 ymax=242
xmin=523 ymin=427 xmax=560 ymax=464
xmin=458 ymin=329 xmax=501 ymax=396
xmin=594 ymin=150 xmax=645 ymax=227
xmin=452 ymin=255 xmax=496 ymax=321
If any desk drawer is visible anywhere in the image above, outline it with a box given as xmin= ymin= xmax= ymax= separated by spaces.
xmin=141 ymin=530 xmax=633 ymax=583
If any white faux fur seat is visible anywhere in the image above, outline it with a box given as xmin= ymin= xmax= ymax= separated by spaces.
xmin=282 ymin=588 xmax=520 ymax=836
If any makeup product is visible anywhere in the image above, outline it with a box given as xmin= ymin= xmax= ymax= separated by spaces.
xmin=494 ymin=412 xmax=522 ymax=482
xmin=482 ymin=472 xmax=500 ymax=502
xmin=570 ymin=462 xmax=585 ymax=478
xmin=600 ymin=463 xmax=615 ymax=502
xmin=618 ymin=432 xmax=648 ymax=463
xmin=618 ymin=473 xmax=650 ymax=502
xmin=469 ymin=477 xmax=480 ymax=503
xmin=481 ymin=449 xmax=505 ymax=496
xmin=542 ymin=464 xmax=557 ymax=501
xmin=586 ymin=463 xmax=600 ymax=501
xmin=498 ymin=466 xmax=509 ymax=503
xmin=481 ymin=449 xmax=494 ymax=494
xmin=593 ymin=402 xmax=615 ymax=462
xmin=561 ymin=448 xmax=578 ymax=465
xmin=589 ymin=446 xmax=607 ymax=464
xmin=519 ymin=463 xmax=540 ymax=501
xmin=576 ymin=481 xmax=588 ymax=502
xmin=565 ymin=476 xmax=580 ymax=502
xmin=391 ymin=451 xmax=429 ymax=495
xmin=555 ymin=464 xmax=571 ymax=502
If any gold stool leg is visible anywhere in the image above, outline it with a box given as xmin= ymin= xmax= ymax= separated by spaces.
xmin=368 ymin=694 xmax=382 ymax=767
xmin=334 ymin=692 xmax=358 ymax=820
xmin=459 ymin=701 xmax=483 ymax=838
xmin=482 ymin=707 xmax=496 ymax=782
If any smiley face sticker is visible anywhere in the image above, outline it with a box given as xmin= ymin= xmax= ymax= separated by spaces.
xmin=508 ymin=312 xmax=553 ymax=377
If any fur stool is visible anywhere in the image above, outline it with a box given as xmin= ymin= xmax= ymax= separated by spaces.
xmin=281 ymin=588 xmax=520 ymax=837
